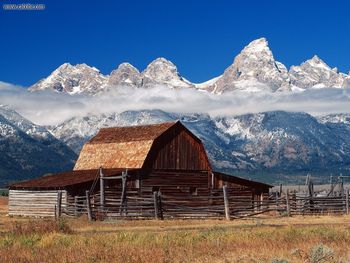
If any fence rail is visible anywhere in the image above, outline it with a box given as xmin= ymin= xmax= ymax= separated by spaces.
xmin=52 ymin=187 xmax=350 ymax=221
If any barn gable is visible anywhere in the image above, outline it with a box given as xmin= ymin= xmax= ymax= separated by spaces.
xmin=146 ymin=123 xmax=211 ymax=171
xmin=74 ymin=121 xmax=212 ymax=171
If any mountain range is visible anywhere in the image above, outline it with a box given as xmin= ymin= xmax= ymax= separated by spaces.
xmin=47 ymin=109 xmax=350 ymax=184
xmin=2 ymin=104 xmax=350 ymax=185
xmin=28 ymin=38 xmax=350 ymax=95
xmin=2 ymin=37 xmax=350 ymax=186
xmin=0 ymin=105 xmax=76 ymax=186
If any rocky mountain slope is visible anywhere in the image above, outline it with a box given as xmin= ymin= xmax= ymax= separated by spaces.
xmin=28 ymin=38 xmax=349 ymax=95
xmin=48 ymin=109 xmax=350 ymax=183
xmin=28 ymin=63 xmax=108 ymax=95
xmin=0 ymin=105 xmax=77 ymax=186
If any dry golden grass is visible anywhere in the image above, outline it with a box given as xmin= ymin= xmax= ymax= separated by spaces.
xmin=1 ymin=197 xmax=350 ymax=263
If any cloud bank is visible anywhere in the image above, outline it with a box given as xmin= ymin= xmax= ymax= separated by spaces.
xmin=1 ymin=81 xmax=350 ymax=126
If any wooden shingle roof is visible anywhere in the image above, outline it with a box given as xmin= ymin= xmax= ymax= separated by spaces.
xmin=9 ymin=168 xmax=138 ymax=190
xmin=89 ymin=122 xmax=177 ymax=144
xmin=74 ymin=122 xmax=178 ymax=170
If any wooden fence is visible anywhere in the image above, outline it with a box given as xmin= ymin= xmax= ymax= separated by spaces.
xmin=50 ymin=187 xmax=350 ymax=220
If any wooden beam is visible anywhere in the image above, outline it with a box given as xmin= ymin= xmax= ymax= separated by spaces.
xmin=153 ymin=191 xmax=159 ymax=219
xmin=56 ymin=190 xmax=62 ymax=219
xmin=158 ymin=191 xmax=163 ymax=220
xmin=346 ymin=190 xmax=349 ymax=215
xmin=100 ymin=167 xmax=105 ymax=212
xmin=119 ymin=171 xmax=128 ymax=216
xmin=223 ymin=185 xmax=230 ymax=220
xmin=74 ymin=196 xmax=79 ymax=217
xmin=86 ymin=190 xmax=92 ymax=221
xmin=102 ymin=175 xmax=130 ymax=180
xmin=286 ymin=189 xmax=291 ymax=217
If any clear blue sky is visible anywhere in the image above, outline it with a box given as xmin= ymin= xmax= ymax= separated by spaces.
xmin=1 ymin=0 xmax=349 ymax=86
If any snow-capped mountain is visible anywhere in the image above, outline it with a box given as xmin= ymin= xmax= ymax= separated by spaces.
xmin=289 ymin=55 xmax=349 ymax=90
xmin=108 ymin=62 xmax=143 ymax=88
xmin=47 ymin=109 xmax=350 ymax=183
xmin=0 ymin=105 xmax=77 ymax=185
xmin=28 ymin=38 xmax=349 ymax=95
xmin=199 ymin=38 xmax=291 ymax=93
xmin=29 ymin=58 xmax=193 ymax=94
xmin=28 ymin=63 xmax=108 ymax=95
xmin=142 ymin=58 xmax=194 ymax=89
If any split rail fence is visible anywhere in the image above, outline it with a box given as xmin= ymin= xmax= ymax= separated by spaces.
xmin=51 ymin=187 xmax=350 ymax=220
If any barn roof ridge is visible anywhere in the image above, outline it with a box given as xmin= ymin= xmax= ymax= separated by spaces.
xmin=87 ymin=121 xmax=181 ymax=144
xmin=98 ymin=121 xmax=179 ymax=131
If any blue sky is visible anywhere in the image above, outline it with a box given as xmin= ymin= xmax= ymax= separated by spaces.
xmin=1 ymin=0 xmax=349 ymax=86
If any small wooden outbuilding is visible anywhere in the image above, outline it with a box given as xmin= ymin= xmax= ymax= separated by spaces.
xmin=9 ymin=121 xmax=271 ymax=218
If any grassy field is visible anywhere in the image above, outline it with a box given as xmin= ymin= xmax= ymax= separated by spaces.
xmin=1 ymin=197 xmax=350 ymax=262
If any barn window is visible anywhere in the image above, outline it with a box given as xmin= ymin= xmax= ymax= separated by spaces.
xmin=189 ymin=187 xmax=197 ymax=196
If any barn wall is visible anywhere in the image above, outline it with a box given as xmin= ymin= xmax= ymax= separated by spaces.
xmin=150 ymin=128 xmax=211 ymax=171
xmin=9 ymin=190 xmax=67 ymax=217
xmin=141 ymin=170 xmax=210 ymax=197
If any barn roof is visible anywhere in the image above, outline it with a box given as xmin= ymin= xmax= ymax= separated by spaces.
xmin=74 ymin=121 xmax=183 ymax=170
xmin=89 ymin=122 xmax=177 ymax=143
xmin=9 ymin=168 xmax=138 ymax=190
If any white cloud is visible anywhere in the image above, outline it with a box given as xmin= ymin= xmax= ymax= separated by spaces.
xmin=1 ymin=81 xmax=350 ymax=126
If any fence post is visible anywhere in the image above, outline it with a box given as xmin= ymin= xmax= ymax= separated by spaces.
xmin=279 ymin=184 xmax=283 ymax=196
xmin=119 ymin=171 xmax=127 ymax=216
xmin=158 ymin=192 xmax=163 ymax=220
xmin=286 ymin=190 xmax=291 ymax=216
xmin=99 ymin=167 xmax=105 ymax=212
xmin=153 ymin=191 xmax=159 ymax=220
xmin=223 ymin=185 xmax=230 ymax=220
xmin=346 ymin=190 xmax=349 ymax=215
xmin=86 ymin=190 xmax=92 ymax=221
xmin=275 ymin=191 xmax=279 ymax=211
xmin=74 ymin=196 xmax=79 ymax=217
xmin=56 ymin=190 xmax=62 ymax=219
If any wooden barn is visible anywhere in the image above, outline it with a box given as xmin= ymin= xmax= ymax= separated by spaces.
xmin=9 ymin=121 xmax=271 ymax=219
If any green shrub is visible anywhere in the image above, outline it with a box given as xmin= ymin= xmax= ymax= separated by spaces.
xmin=309 ymin=243 xmax=334 ymax=263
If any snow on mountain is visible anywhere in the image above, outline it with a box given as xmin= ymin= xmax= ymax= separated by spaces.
xmin=28 ymin=63 xmax=108 ymax=95
xmin=289 ymin=55 xmax=348 ymax=90
xmin=0 ymin=105 xmax=77 ymax=185
xmin=108 ymin=62 xmax=143 ymax=88
xmin=317 ymin=113 xmax=350 ymax=125
xmin=27 ymin=38 xmax=350 ymax=95
xmin=199 ymin=38 xmax=292 ymax=93
xmin=47 ymin=109 xmax=350 ymax=183
xmin=141 ymin=58 xmax=194 ymax=89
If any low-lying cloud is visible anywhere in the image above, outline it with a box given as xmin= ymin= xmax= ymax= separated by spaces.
xmin=1 ymin=81 xmax=350 ymax=126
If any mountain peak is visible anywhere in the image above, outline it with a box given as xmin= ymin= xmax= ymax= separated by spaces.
xmin=145 ymin=57 xmax=177 ymax=71
xmin=142 ymin=58 xmax=192 ymax=88
xmin=305 ymin=55 xmax=330 ymax=70
xmin=241 ymin=37 xmax=271 ymax=55
xmin=108 ymin=62 xmax=142 ymax=87
xmin=29 ymin=63 xmax=107 ymax=94
xmin=205 ymin=37 xmax=290 ymax=93
xmin=117 ymin=62 xmax=140 ymax=72
xmin=143 ymin=57 xmax=178 ymax=80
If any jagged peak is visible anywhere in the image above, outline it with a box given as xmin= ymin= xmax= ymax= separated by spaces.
xmin=116 ymin=62 xmax=140 ymax=73
xmin=55 ymin=62 xmax=73 ymax=71
xmin=241 ymin=37 xmax=271 ymax=55
xmin=143 ymin=57 xmax=179 ymax=77
xmin=145 ymin=57 xmax=177 ymax=70
xmin=304 ymin=55 xmax=331 ymax=70
xmin=53 ymin=62 xmax=100 ymax=74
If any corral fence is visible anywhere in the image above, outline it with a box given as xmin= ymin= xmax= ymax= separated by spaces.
xmin=52 ymin=187 xmax=350 ymax=220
